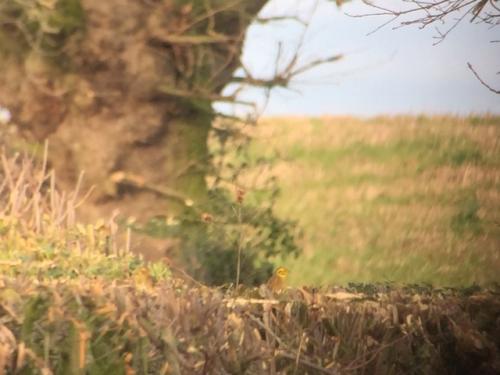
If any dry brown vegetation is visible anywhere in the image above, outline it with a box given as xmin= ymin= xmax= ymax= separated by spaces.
xmin=1 ymin=277 xmax=499 ymax=374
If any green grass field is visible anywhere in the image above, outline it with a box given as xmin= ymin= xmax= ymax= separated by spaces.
xmin=242 ymin=115 xmax=500 ymax=287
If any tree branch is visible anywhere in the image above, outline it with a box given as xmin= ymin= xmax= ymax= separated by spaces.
xmin=467 ymin=62 xmax=500 ymax=94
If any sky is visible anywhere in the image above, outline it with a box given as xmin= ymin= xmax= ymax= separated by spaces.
xmin=218 ymin=0 xmax=500 ymax=117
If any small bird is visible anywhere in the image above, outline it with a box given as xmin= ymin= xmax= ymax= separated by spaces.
xmin=266 ymin=266 xmax=289 ymax=292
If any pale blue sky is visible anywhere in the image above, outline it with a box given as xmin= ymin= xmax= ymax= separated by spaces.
xmin=219 ymin=0 xmax=500 ymax=116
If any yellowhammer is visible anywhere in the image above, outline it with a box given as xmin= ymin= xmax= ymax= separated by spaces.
xmin=266 ymin=266 xmax=289 ymax=292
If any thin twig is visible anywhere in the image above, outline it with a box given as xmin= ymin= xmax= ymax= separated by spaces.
xmin=467 ymin=62 xmax=500 ymax=94
xmin=276 ymin=351 xmax=339 ymax=375
xmin=234 ymin=200 xmax=243 ymax=288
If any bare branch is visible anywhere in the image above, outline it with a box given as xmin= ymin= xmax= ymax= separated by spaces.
xmin=349 ymin=0 xmax=500 ymax=37
xmin=256 ymin=16 xmax=307 ymax=26
xmin=291 ymin=54 xmax=343 ymax=76
xmin=467 ymin=62 xmax=500 ymax=94
xmin=158 ymin=85 xmax=257 ymax=109
xmin=351 ymin=1 xmax=500 ymax=94
xmin=150 ymin=33 xmax=235 ymax=46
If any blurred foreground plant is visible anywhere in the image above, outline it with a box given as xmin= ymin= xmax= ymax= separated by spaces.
xmin=0 ymin=144 xmax=165 ymax=281
xmin=135 ymin=119 xmax=301 ymax=286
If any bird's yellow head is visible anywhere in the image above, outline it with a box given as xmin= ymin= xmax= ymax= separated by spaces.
xmin=275 ymin=266 xmax=289 ymax=279
xmin=265 ymin=266 xmax=289 ymax=293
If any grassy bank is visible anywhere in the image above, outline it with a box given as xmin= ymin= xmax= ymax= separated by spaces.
xmin=241 ymin=115 xmax=500 ymax=286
